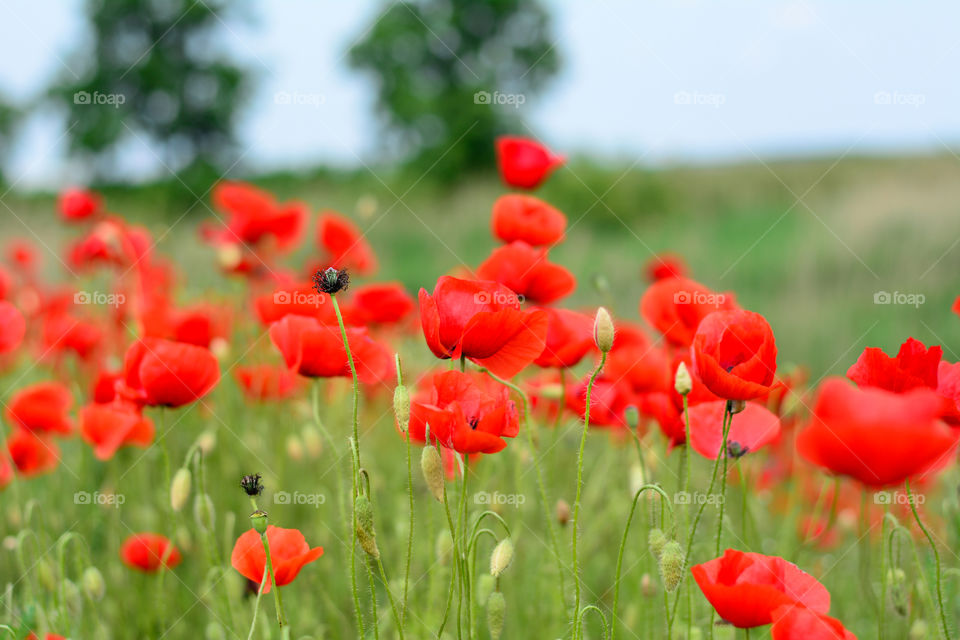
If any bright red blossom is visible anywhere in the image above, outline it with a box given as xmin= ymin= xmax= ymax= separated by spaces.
xmin=0 ymin=300 xmax=26 ymax=355
xmin=121 ymin=339 xmax=220 ymax=408
xmin=231 ymin=526 xmax=323 ymax=593
xmin=475 ymin=241 xmax=575 ymax=305
xmin=691 ymin=309 xmax=778 ymax=401
xmin=490 ymin=195 xmax=566 ymax=246
xmin=534 ymin=308 xmax=595 ymax=369
xmin=269 ymin=314 xmax=391 ymax=383
xmin=316 ymin=211 xmax=377 ymax=275
xmin=7 ymin=431 xmax=60 ymax=476
xmin=80 ymin=401 xmax=155 ymax=460
xmin=121 ymin=533 xmax=181 ymax=572
xmin=6 ymin=382 xmax=74 ymax=436
xmin=640 ymin=277 xmax=736 ymax=347
xmin=771 ymin=604 xmax=857 ymax=640
xmin=495 ymin=136 xmax=564 ymax=189
xmin=58 ymin=188 xmax=102 ymax=222
xmin=687 ymin=401 xmax=781 ymax=460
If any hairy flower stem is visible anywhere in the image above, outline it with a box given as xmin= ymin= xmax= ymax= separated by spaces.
xmin=906 ymin=479 xmax=952 ymax=640
xmin=245 ymin=564 xmax=270 ymax=640
xmin=714 ymin=407 xmax=733 ymax=557
xmin=259 ymin=532 xmax=287 ymax=627
xmin=436 ymin=460 xmax=460 ymax=638
xmin=571 ymin=352 xmax=607 ymax=640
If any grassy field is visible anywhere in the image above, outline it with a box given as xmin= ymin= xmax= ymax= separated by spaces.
xmin=1 ymin=153 xmax=959 ymax=639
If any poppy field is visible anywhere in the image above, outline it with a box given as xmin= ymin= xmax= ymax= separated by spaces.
xmin=2 ymin=139 xmax=960 ymax=640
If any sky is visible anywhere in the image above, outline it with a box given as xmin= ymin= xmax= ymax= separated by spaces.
xmin=2 ymin=0 xmax=960 ymax=186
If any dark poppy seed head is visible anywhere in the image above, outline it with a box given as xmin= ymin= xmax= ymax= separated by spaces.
xmin=240 ymin=473 xmax=263 ymax=497
xmin=726 ymin=441 xmax=749 ymax=459
xmin=313 ymin=267 xmax=349 ymax=295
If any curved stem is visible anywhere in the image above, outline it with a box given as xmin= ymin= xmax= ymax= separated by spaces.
xmin=906 ymin=478 xmax=952 ymax=640
xmin=576 ymin=604 xmax=609 ymax=640
xmin=246 ymin=565 xmax=270 ymax=640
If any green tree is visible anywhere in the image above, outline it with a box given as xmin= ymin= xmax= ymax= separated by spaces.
xmin=49 ymin=0 xmax=251 ymax=192
xmin=348 ymin=0 xmax=560 ymax=180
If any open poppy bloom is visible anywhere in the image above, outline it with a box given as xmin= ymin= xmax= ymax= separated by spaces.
xmin=495 ymin=136 xmax=564 ymax=189
xmin=7 ymin=431 xmax=59 ymax=477
xmin=0 ymin=300 xmax=26 ymax=355
xmin=643 ymin=252 xmax=688 ymax=282
xmin=691 ymin=549 xmax=831 ymax=628
xmin=349 ymin=282 xmax=414 ymax=326
xmin=253 ymin=282 xmax=336 ymax=326
xmin=58 ymin=187 xmax=102 ymax=222
xmin=40 ymin=312 xmax=104 ymax=362
xmin=121 ymin=338 xmax=220 ymax=408
xmin=234 ymin=364 xmax=302 ymax=401
xmin=796 ymin=378 xmax=958 ymax=487
xmin=231 ymin=526 xmax=323 ymax=593
xmin=121 ymin=533 xmax=181 ymax=572
xmin=602 ymin=323 xmax=670 ymax=397
xmin=269 ymin=314 xmax=391 ymax=383
xmin=490 ymin=195 xmax=567 ymax=246
xmin=534 ymin=308 xmax=596 ymax=369
xmin=419 ymin=276 xmax=548 ymax=378
xmin=316 ymin=211 xmax=378 ymax=275
xmin=687 ymin=401 xmax=781 ymax=460
xmin=771 ymin=604 xmax=857 ymax=640
xmin=640 ymin=277 xmax=736 ymax=347
xmin=407 ymin=370 xmax=519 ymax=454
xmin=565 ymin=376 xmax=633 ymax=428
xmin=206 ymin=181 xmax=307 ymax=251
xmin=80 ymin=401 xmax=155 ymax=460
xmin=476 ymin=241 xmax=575 ymax=305
xmin=6 ymin=382 xmax=74 ymax=436
xmin=691 ymin=309 xmax=777 ymax=401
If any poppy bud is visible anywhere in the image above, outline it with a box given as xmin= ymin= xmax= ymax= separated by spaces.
xmin=487 ymin=590 xmax=506 ymax=640
xmin=556 ymin=499 xmax=571 ymax=526
xmin=285 ymin=434 xmax=304 ymax=461
xmin=658 ymin=541 xmax=684 ymax=592
xmin=436 ymin=530 xmax=453 ymax=565
xmin=81 ymin=566 xmax=105 ymax=601
xmin=37 ymin=558 xmax=56 ymax=591
xmin=490 ymin=538 xmax=514 ymax=577
xmin=394 ymin=384 xmax=411 ymax=433
xmin=197 ymin=430 xmax=216 ymax=455
xmin=886 ymin=568 xmax=908 ymax=616
xmin=250 ymin=509 xmax=268 ymax=535
xmin=476 ymin=574 xmax=495 ymax=606
xmin=674 ymin=362 xmax=692 ymax=396
xmin=355 ymin=494 xmax=380 ymax=558
xmin=593 ymin=307 xmax=614 ymax=353
xmin=647 ymin=528 xmax=667 ymax=559
xmin=640 ymin=573 xmax=656 ymax=597
xmin=170 ymin=467 xmax=192 ymax=512
xmin=210 ymin=337 xmax=230 ymax=360
xmin=728 ymin=399 xmax=746 ymax=415
xmin=176 ymin=525 xmax=193 ymax=553
xmin=301 ymin=425 xmax=323 ymax=458
xmin=63 ymin=578 xmax=82 ymax=616
xmin=624 ymin=405 xmax=640 ymax=430
xmin=194 ymin=493 xmax=216 ymax=531
xmin=421 ymin=445 xmax=445 ymax=502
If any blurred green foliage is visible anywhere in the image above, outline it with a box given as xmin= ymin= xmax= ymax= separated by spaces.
xmin=348 ymin=0 xmax=560 ymax=181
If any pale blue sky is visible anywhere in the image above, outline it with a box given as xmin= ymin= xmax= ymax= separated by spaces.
xmin=3 ymin=0 xmax=960 ymax=185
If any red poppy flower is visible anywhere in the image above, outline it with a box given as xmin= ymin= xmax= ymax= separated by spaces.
xmin=231 ymin=526 xmax=323 ymax=593
xmin=644 ymin=253 xmax=688 ymax=282
xmin=0 ymin=455 xmax=11 ymax=489
xmin=26 ymin=633 xmax=66 ymax=640
xmin=534 ymin=308 xmax=596 ymax=368
xmin=254 ymin=283 xmax=337 ymax=326
xmin=691 ymin=549 xmax=831 ymax=628
xmin=495 ymin=136 xmax=564 ymax=189
xmin=41 ymin=312 xmax=103 ymax=362
xmin=122 ymin=339 xmax=220 ymax=408
xmin=475 ymin=242 xmax=575 ymax=305
xmin=167 ymin=305 xmax=230 ymax=348
xmin=407 ymin=370 xmax=519 ymax=454
xmin=269 ymin=314 xmax=391 ymax=383
xmin=0 ymin=301 xmax=26 ymax=355
xmin=7 ymin=431 xmax=59 ymax=477
xmin=316 ymin=211 xmax=377 ymax=275
xmin=771 ymin=604 xmax=857 ymax=640
xmin=565 ymin=376 xmax=633 ymax=428
xmin=490 ymin=195 xmax=566 ymax=246
xmin=602 ymin=323 xmax=670 ymax=396
xmin=687 ymin=401 xmax=781 ymax=460
xmin=349 ymin=282 xmax=415 ymax=326
xmin=6 ymin=382 xmax=74 ymax=436
xmin=640 ymin=277 xmax=736 ymax=347
xmin=6 ymin=239 xmax=40 ymax=274
xmin=80 ymin=401 xmax=155 ymax=460
xmin=208 ymin=181 xmax=307 ymax=250
xmin=234 ymin=365 xmax=302 ymax=401
xmin=419 ymin=276 xmax=548 ymax=378
xmin=691 ymin=309 xmax=778 ymax=401
xmin=121 ymin=533 xmax=181 ymax=572
xmin=796 ymin=378 xmax=958 ymax=487
xmin=92 ymin=369 xmax=123 ymax=404
xmin=58 ymin=188 xmax=102 ymax=222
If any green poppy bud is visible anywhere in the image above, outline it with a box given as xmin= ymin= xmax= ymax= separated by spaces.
xmin=355 ymin=495 xmax=379 ymax=558
xmin=170 ymin=467 xmax=192 ymax=512
xmin=487 ymin=590 xmax=506 ymax=640
xmin=658 ymin=541 xmax=684 ymax=592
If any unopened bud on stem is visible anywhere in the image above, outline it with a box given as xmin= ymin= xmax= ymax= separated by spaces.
xmin=593 ymin=307 xmax=614 ymax=353
xmin=674 ymin=362 xmax=692 ymax=396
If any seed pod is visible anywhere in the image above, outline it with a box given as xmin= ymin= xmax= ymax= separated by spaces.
xmin=355 ymin=495 xmax=380 ymax=558
xmin=301 ymin=425 xmax=323 ymax=458
xmin=285 ymin=434 xmax=304 ymax=461
xmin=197 ymin=430 xmax=216 ymax=455
xmin=886 ymin=568 xmax=908 ymax=616
xmin=194 ymin=494 xmax=216 ymax=531
xmin=421 ymin=446 xmax=445 ymax=502
xmin=593 ymin=307 xmax=614 ymax=353
xmin=647 ymin=528 xmax=667 ymax=559
xmin=490 ymin=538 xmax=514 ymax=577
xmin=170 ymin=467 xmax=192 ymax=512
xmin=63 ymin=578 xmax=82 ymax=616
xmin=658 ymin=541 xmax=684 ymax=592
xmin=250 ymin=510 xmax=268 ymax=535
xmin=728 ymin=399 xmax=746 ymax=415
xmin=556 ymin=499 xmax=571 ymax=526
xmin=394 ymin=385 xmax=411 ymax=433
xmin=487 ymin=590 xmax=506 ymax=640
xmin=81 ymin=566 xmax=105 ymax=601
xmin=674 ymin=361 xmax=692 ymax=396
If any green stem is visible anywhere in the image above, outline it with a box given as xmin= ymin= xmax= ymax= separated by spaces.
xmin=246 ymin=563 xmax=270 ymax=640
xmin=906 ymin=478 xmax=952 ymax=640
xmin=260 ymin=532 xmax=287 ymax=627
xmin=376 ymin=556 xmax=406 ymax=640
